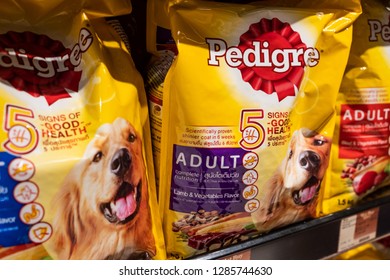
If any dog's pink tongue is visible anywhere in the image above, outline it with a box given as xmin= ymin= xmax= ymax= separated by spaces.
xmin=301 ymin=185 xmax=316 ymax=204
xmin=115 ymin=193 xmax=136 ymax=221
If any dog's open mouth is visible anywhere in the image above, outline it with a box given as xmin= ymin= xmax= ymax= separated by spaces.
xmin=292 ymin=176 xmax=320 ymax=205
xmin=100 ymin=181 xmax=141 ymax=224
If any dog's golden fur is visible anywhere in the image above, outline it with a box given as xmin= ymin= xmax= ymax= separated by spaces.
xmin=51 ymin=118 xmax=155 ymax=259
xmin=252 ymin=128 xmax=331 ymax=231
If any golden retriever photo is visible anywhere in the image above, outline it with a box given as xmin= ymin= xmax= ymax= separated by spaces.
xmin=51 ymin=118 xmax=156 ymax=259
xmin=252 ymin=128 xmax=331 ymax=231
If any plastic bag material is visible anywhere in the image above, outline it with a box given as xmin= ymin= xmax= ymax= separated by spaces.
xmin=146 ymin=0 xmax=174 ymax=53
xmin=332 ymin=243 xmax=385 ymax=260
xmin=333 ymin=239 xmax=390 ymax=260
xmin=0 ymin=0 xmax=166 ymax=260
xmin=145 ymin=0 xmax=251 ymax=191
xmin=319 ymin=0 xmax=390 ymax=216
xmin=0 ymin=0 xmax=132 ymax=23
xmin=159 ymin=0 xmax=361 ymax=259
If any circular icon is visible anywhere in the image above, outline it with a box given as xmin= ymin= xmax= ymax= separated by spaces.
xmin=19 ymin=202 xmax=44 ymax=225
xmin=242 ymin=185 xmax=258 ymax=200
xmin=245 ymin=199 xmax=260 ymax=213
xmin=13 ymin=181 xmax=39 ymax=204
xmin=153 ymin=104 xmax=162 ymax=117
xmin=8 ymin=158 xmax=35 ymax=181
xmin=242 ymin=152 xmax=259 ymax=169
xmin=28 ymin=222 xmax=52 ymax=244
xmin=242 ymin=126 xmax=260 ymax=145
xmin=8 ymin=125 xmax=32 ymax=148
xmin=242 ymin=170 xmax=258 ymax=185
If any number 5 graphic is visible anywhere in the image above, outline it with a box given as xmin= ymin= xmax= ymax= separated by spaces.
xmin=3 ymin=105 xmax=39 ymax=155
xmin=239 ymin=109 xmax=265 ymax=150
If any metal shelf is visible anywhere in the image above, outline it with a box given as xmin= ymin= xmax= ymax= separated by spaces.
xmin=189 ymin=195 xmax=390 ymax=260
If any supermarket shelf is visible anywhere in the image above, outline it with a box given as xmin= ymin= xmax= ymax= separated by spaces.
xmin=189 ymin=195 xmax=390 ymax=260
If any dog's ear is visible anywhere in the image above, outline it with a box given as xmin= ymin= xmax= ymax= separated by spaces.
xmin=51 ymin=169 xmax=83 ymax=259
xmin=264 ymin=173 xmax=284 ymax=217
xmin=253 ymin=172 xmax=284 ymax=226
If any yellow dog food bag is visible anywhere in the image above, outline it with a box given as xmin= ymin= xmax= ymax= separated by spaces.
xmin=0 ymin=0 xmax=166 ymax=260
xmin=160 ymin=0 xmax=361 ymax=259
xmin=320 ymin=0 xmax=390 ymax=215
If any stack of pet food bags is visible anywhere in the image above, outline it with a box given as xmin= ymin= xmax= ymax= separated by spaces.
xmin=0 ymin=0 xmax=166 ymax=260
xmin=319 ymin=0 xmax=390 ymax=216
xmin=151 ymin=0 xmax=362 ymax=259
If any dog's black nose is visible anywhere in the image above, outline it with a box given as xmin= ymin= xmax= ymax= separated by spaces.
xmin=111 ymin=148 xmax=132 ymax=177
xmin=299 ymin=151 xmax=320 ymax=172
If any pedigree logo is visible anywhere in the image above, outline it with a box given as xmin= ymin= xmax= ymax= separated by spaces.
xmin=207 ymin=18 xmax=320 ymax=101
xmin=0 ymin=29 xmax=93 ymax=105
xmin=368 ymin=16 xmax=390 ymax=42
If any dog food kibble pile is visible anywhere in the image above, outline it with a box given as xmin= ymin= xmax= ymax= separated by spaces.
xmin=172 ymin=210 xmax=223 ymax=234
xmin=341 ymin=155 xmax=378 ymax=179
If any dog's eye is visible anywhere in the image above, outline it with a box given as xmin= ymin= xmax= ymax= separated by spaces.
xmin=314 ymin=139 xmax=326 ymax=146
xmin=128 ymin=133 xmax=136 ymax=143
xmin=93 ymin=151 xmax=103 ymax=163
